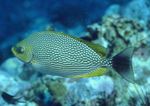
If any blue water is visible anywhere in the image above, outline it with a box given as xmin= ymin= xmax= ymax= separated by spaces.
xmin=0 ymin=0 xmax=130 ymax=41
xmin=0 ymin=0 xmax=150 ymax=106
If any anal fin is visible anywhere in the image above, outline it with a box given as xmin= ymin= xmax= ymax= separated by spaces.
xmin=69 ymin=67 xmax=107 ymax=78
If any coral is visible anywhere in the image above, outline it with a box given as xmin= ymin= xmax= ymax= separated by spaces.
xmin=85 ymin=14 xmax=147 ymax=56
xmin=21 ymin=76 xmax=67 ymax=106
xmin=63 ymin=76 xmax=114 ymax=106
xmin=44 ymin=77 xmax=67 ymax=103
xmin=0 ymin=58 xmax=32 ymax=106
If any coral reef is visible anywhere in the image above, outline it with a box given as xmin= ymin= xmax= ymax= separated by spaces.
xmin=86 ymin=14 xmax=147 ymax=56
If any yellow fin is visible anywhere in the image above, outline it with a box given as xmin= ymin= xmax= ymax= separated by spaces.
xmin=67 ymin=34 xmax=107 ymax=57
xmin=69 ymin=67 xmax=107 ymax=78
xmin=80 ymin=40 xmax=107 ymax=57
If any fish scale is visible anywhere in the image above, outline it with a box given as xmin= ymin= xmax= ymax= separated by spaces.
xmin=27 ymin=32 xmax=102 ymax=76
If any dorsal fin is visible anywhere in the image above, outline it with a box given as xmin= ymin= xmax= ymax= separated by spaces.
xmin=74 ymin=38 xmax=107 ymax=57
xmin=60 ymin=32 xmax=107 ymax=57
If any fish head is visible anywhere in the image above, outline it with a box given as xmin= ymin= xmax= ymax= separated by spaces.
xmin=11 ymin=40 xmax=33 ymax=63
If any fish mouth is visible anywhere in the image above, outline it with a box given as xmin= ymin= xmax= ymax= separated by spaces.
xmin=11 ymin=47 xmax=17 ymax=56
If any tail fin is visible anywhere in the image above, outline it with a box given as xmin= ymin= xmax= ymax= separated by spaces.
xmin=112 ymin=47 xmax=135 ymax=83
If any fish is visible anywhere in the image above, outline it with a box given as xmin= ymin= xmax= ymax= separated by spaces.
xmin=11 ymin=31 xmax=135 ymax=83
xmin=1 ymin=92 xmax=23 ymax=104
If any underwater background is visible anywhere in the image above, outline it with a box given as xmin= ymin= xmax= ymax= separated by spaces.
xmin=0 ymin=0 xmax=150 ymax=106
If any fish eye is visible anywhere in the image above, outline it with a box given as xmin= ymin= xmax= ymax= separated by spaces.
xmin=16 ymin=46 xmax=25 ymax=54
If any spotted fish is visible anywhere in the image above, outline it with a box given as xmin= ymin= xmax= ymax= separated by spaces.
xmin=11 ymin=31 xmax=135 ymax=82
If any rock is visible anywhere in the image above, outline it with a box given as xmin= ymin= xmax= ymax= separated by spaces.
xmin=63 ymin=76 xmax=114 ymax=105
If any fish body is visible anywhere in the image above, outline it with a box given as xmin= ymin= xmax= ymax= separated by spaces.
xmin=12 ymin=31 xmax=135 ymax=82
